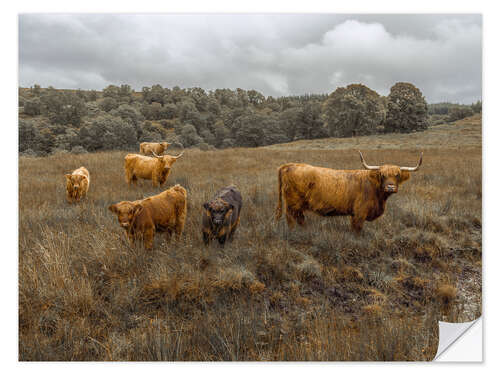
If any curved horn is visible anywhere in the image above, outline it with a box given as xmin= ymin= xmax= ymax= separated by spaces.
xmin=151 ymin=151 xmax=162 ymax=158
xmin=358 ymin=151 xmax=380 ymax=170
xmin=172 ymin=151 xmax=184 ymax=159
xmin=400 ymin=152 xmax=423 ymax=172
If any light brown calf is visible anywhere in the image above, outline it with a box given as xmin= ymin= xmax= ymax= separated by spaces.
xmin=65 ymin=166 xmax=90 ymax=203
xmin=108 ymin=184 xmax=187 ymax=250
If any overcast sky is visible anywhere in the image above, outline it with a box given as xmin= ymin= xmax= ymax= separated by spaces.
xmin=19 ymin=14 xmax=482 ymax=104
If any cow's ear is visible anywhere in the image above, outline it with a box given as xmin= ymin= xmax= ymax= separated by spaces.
xmin=368 ymin=170 xmax=382 ymax=186
xmin=65 ymin=174 xmax=71 ymax=180
xmin=108 ymin=204 xmax=117 ymax=213
xmin=203 ymin=202 xmax=210 ymax=211
xmin=400 ymin=170 xmax=410 ymax=184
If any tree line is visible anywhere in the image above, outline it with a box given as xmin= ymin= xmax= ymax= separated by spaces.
xmin=18 ymin=82 xmax=481 ymax=156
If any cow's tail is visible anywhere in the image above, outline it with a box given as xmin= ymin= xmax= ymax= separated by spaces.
xmin=275 ymin=165 xmax=285 ymax=221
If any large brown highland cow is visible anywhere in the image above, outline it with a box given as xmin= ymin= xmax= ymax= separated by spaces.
xmin=202 ymin=185 xmax=242 ymax=247
xmin=140 ymin=142 xmax=171 ymax=156
xmin=124 ymin=151 xmax=183 ymax=187
xmin=275 ymin=151 xmax=422 ymax=232
xmin=65 ymin=166 xmax=90 ymax=203
xmin=108 ymin=184 xmax=187 ymax=250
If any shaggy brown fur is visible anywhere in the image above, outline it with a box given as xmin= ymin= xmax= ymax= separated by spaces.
xmin=108 ymin=184 xmax=187 ymax=250
xmin=275 ymin=154 xmax=420 ymax=231
xmin=65 ymin=166 xmax=90 ymax=203
xmin=124 ymin=152 xmax=183 ymax=187
xmin=202 ymin=185 xmax=242 ymax=247
xmin=140 ymin=142 xmax=171 ymax=156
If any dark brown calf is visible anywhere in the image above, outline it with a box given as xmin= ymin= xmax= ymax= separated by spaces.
xmin=202 ymin=185 xmax=242 ymax=247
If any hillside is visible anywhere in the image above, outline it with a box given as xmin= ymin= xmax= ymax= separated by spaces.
xmin=265 ymin=114 xmax=482 ymax=151
xmin=19 ymin=84 xmax=481 ymax=157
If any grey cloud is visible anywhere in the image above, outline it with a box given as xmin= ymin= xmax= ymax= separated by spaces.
xmin=19 ymin=14 xmax=481 ymax=103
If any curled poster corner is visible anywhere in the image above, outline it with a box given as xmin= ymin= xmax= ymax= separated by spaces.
xmin=434 ymin=317 xmax=482 ymax=362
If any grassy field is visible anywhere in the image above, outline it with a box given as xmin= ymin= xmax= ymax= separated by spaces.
xmin=19 ymin=115 xmax=482 ymax=361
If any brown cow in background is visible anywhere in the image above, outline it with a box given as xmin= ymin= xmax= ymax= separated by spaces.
xmin=140 ymin=142 xmax=171 ymax=156
xmin=202 ymin=185 xmax=242 ymax=247
xmin=124 ymin=151 xmax=183 ymax=187
xmin=65 ymin=166 xmax=90 ymax=203
xmin=108 ymin=184 xmax=187 ymax=250
xmin=275 ymin=151 xmax=422 ymax=232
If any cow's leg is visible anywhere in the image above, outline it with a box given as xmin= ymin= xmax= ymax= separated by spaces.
xmin=127 ymin=231 xmax=136 ymax=246
xmin=125 ymin=170 xmax=132 ymax=185
xmin=350 ymin=215 xmax=366 ymax=233
xmin=175 ymin=215 xmax=186 ymax=240
xmin=285 ymin=208 xmax=296 ymax=227
xmin=143 ymin=228 xmax=154 ymax=250
xmin=228 ymin=218 xmax=240 ymax=241
xmin=202 ymin=230 xmax=211 ymax=246
xmin=217 ymin=236 xmax=226 ymax=248
xmin=228 ymin=226 xmax=237 ymax=241
xmin=151 ymin=170 xmax=161 ymax=188
xmin=295 ymin=210 xmax=306 ymax=226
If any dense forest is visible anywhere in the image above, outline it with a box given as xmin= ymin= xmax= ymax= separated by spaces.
xmin=18 ymin=82 xmax=481 ymax=156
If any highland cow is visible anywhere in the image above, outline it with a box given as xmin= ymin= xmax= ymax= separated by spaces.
xmin=65 ymin=166 xmax=90 ymax=203
xmin=140 ymin=142 xmax=171 ymax=156
xmin=108 ymin=184 xmax=187 ymax=250
xmin=124 ymin=151 xmax=183 ymax=187
xmin=275 ymin=151 xmax=422 ymax=232
xmin=202 ymin=185 xmax=242 ymax=247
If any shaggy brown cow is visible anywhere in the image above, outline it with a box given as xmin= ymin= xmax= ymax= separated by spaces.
xmin=275 ymin=151 xmax=422 ymax=232
xmin=202 ymin=185 xmax=242 ymax=247
xmin=124 ymin=151 xmax=184 ymax=187
xmin=108 ymin=184 xmax=187 ymax=250
xmin=140 ymin=142 xmax=171 ymax=156
xmin=65 ymin=166 xmax=90 ymax=203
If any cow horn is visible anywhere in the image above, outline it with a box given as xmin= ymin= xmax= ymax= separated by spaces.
xmin=173 ymin=151 xmax=184 ymax=159
xmin=358 ymin=151 xmax=380 ymax=170
xmin=400 ymin=152 xmax=423 ymax=172
xmin=151 ymin=151 xmax=162 ymax=158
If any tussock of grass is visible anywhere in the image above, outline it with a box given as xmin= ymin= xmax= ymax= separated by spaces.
xmin=19 ymin=128 xmax=481 ymax=360
xmin=436 ymin=284 xmax=458 ymax=306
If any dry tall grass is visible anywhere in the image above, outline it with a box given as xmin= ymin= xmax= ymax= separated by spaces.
xmin=19 ymin=117 xmax=482 ymax=361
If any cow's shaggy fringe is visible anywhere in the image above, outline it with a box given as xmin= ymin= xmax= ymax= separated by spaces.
xmin=19 ymin=116 xmax=481 ymax=360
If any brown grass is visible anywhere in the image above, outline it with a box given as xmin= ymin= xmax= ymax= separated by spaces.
xmin=19 ymin=116 xmax=482 ymax=361
xmin=437 ymin=284 xmax=458 ymax=306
